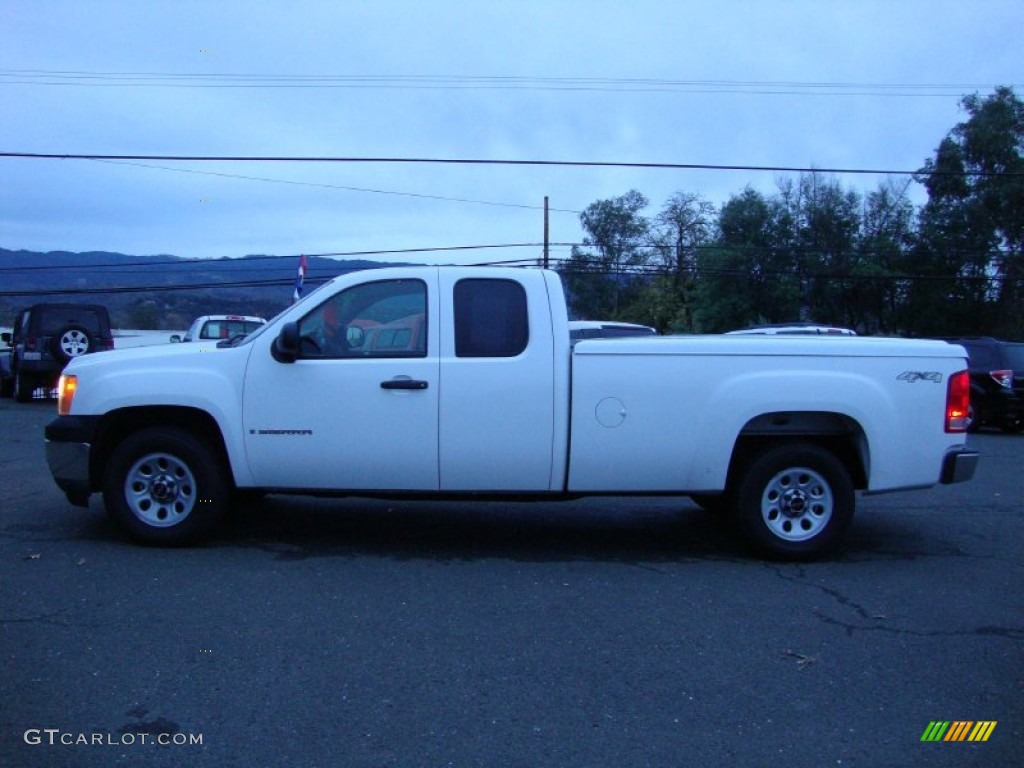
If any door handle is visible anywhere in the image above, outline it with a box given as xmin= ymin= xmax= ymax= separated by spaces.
xmin=380 ymin=379 xmax=429 ymax=390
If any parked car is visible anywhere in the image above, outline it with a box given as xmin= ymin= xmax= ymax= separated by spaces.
xmin=726 ymin=324 xmax=857 ymax=336
xmin=569 ymin=320 xmax=657 ymax=341
xmin=940 ymin=337 xmax=1024 ymax=433
xmin=45 ymin=266 xmax=977 ymax=559
xmin=3 ymin=303 xmax=113 ymax=402
xmin=171 ymin=315 xmax=266 ymax=343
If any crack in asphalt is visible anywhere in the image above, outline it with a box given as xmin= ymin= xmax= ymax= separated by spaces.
xmin=0 ymin=609 xmax=74 ymax=627
xmin=813 ymin=612 xmax=1024 ymax=642
xmin=764 ymin=563 xmax=1024 ymax=644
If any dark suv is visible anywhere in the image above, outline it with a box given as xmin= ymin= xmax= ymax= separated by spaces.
xmin=4 ymin=303 xmax=114 ymax=402
xmin=943 ymin=337 xmax=1024 ymax=433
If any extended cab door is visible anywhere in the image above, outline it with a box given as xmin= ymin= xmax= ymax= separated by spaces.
xmin=242 ymin=273 xmax=440 ymax=490
xmin=437 ymin=271 xmax=558 ymax=491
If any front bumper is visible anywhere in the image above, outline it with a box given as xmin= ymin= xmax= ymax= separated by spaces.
xmin=940 ymin=448 xmax=980 ymax=485
xmin=45 ymin=416 xmax=101 ymax=507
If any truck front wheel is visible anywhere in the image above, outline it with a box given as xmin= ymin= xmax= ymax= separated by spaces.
xmin=732 ymin=442 xmax=854 ymax=560
xmin=103 ymin=427 xmax=229 ymax=546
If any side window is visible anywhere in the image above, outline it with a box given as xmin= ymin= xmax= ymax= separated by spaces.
xmin=454 ymin=279 xmax=528 ymax=358
xmin=297 ymin=279 xmax=427 ymax=359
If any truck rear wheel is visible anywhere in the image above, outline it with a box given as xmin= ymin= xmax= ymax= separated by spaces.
xmin=103 ymin=427 xmax=229 ymax=546
xmin=732 ymin=442 xmax=854 ymax=560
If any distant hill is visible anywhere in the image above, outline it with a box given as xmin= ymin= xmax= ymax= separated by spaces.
xmin=0 ymin=248 xmax=415 ymax=329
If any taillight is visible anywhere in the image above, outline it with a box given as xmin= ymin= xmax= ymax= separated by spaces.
xmin=25 ymin=336 xmax=37 ymax=352
xmin=946 ymin=370 xmax=970 ymax=433
xmin=57 ymin=374 xmax=77 ymax=415
xmin=990 ymin=369 xmax=1013 ymax=389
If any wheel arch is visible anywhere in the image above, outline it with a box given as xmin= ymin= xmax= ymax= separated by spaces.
xmin=91 ymin=406 xmax=233 ymax=491
xmin=729 ymin=411 xmax=869 ymax=490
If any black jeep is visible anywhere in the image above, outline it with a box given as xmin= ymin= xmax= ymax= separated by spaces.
xmin=3 ymin=303 xmax=114 ymax=402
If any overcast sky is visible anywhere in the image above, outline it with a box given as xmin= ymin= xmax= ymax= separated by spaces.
xmin=1 ymin=0 xmax=1021 ymax=268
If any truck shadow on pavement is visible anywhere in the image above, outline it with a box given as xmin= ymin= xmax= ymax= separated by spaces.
xmin=223 ymin=496 xmax=745 ymax=564
xmin=51 ymin=496 xmax=969 ymax=565
xmin=208 ymin=495 xmax=962 ymax=565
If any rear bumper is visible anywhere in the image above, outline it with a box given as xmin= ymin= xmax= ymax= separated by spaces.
xmin=15 ymin=358 xmax=61 ymax=376
xmin=940 ymin=448 xmax=980 ymax=485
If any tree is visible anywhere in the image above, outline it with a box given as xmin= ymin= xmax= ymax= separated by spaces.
xmin=774 ymin=173 xmax=863 ymax=327
xmin=641 ymin=192 xmax=716 ymax=331
xmin=854 ymin=179 xmax=916 ymax=334
xmin=914 ymin=87 xmax=1024 ymax=337
xmin=694 ymin=187 xmax=799 ymax=332
xmin=560 ymin=190 xmax=650 ymax=318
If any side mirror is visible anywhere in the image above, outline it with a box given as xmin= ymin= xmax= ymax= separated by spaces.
xmin=272 ymin=322 xmax=300 ymax=363
xmin=0 ymin=331 xmax=11 ymax=345
xmin=169 ymin=334 xmax=181 ymax=343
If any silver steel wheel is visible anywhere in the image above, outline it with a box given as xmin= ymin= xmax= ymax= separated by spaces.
xmin=123 ymin=452 xmax=197 ymax=528
xmin=761 ymin=465 xmax=833 ymax=542
xmin=60 ymin=329 xmax=90 ymax=357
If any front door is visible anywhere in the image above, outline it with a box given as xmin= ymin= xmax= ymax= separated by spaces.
xmin=243 ymin=274 xmax=440 ymax=490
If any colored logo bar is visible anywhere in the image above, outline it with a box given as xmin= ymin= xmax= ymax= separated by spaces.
xmin=921 ymin=721 xmax=997 ymax=742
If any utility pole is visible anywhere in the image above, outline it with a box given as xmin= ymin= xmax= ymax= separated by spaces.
xmin=543 ymin=196 xmax=550 ymax=269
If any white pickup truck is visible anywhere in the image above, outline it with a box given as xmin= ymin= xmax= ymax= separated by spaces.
xmin=45 ymin=266 xmax=978 ymax=559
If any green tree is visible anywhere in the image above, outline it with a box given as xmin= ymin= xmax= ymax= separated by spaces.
xmin=913 ymin=87 xmax=1024 ymax=337
xmin=854 ymin=179 xmax=916 ymax=334
xmin=560 ymin=190 xmax=650 ymax=318
xmin=775 ymin=173 xmax=863 ymax=327
xmin=638 ymin=192 xmax=716 ymax=331
xmin=694 ymin=187 xmax=799 ymax=332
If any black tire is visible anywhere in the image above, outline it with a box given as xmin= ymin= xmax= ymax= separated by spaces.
xmin=51 ymin=325 xmax=93 ymax=364
xmin=13 ymin=370 xmax=34 ymax=403
xmin=731 ymin=442 xmax=854 ymax=560
xmin=102 ymin=427 xmax=229 ymax=546
xmin=0 ymin=373 xmax=13 ymax=398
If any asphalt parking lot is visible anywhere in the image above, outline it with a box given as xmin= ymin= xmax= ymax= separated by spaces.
xmin=1 ymin=397 xmax=1021 ymax=767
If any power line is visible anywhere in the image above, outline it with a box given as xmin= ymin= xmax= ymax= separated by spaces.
xmin=3 ymin=152 xmax=1017 ymax=177
xmin=86 ymin=159 xmax=582 ymax=214
xmin=1 ymin=70 xmax=1014 ymax=97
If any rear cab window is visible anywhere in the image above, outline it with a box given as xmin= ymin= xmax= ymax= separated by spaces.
xmin=453 ymin=279 xmax=528 ymax=358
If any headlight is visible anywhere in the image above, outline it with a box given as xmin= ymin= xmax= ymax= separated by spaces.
xmin=57 ymin=374 xmax=77 ymax=415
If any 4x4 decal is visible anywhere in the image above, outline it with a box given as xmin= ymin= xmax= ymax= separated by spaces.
xmin=897 ymin=371 xmax=943 ymax=383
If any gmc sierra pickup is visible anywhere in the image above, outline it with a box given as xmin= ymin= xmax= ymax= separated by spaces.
xmin=45 ymin=266 xmax=978 ymax=559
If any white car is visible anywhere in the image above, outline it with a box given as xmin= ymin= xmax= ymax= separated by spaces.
xmin=726 ymin=324 xmax=857 ymax=336
xmin=569 ymin=320 xmax=656 ymax=341
xmin=172 ymin=315 xmax=266 ymax=343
